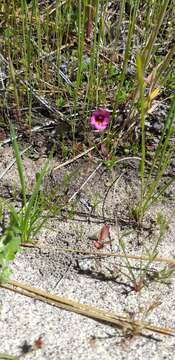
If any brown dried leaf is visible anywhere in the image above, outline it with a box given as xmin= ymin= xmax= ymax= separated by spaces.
xmin=99 ymin=224 xmax=110 ymax=242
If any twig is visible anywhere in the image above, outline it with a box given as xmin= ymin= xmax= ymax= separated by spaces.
xmin=101 ymin=156 xmax=147 ymax=219
xmin=68 ymin=162 xmax=102 ymax=203
xmin=21 ymin=80 xmax=64 ymax=120
xmin=51 ymin=247 xmax=175 ymax=266
xmin=53 ymin=146 xmax=95 ymax=171
xmin=0 ymin=146 xmax=32 ymax=181
xmin=0 ymin=121 xmax=56 ymax=147
xmin=1 ymin=280 xmax=174 ymax=337
xmin=20 ymin=241 xmax=175 ymax=266
xmin=102 ymin=170 xmax=125 ymax=220
xmin=31 ymin=39 xmax=74 ymax=87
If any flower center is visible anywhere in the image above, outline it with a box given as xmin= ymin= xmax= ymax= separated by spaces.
xmin=95 ymin=115 xmax=104 ymax=124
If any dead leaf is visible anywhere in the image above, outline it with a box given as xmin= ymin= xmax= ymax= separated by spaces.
xmin=99 ymin=224 xmax=110 ymax=242
xmin=93 ymin=240 xmax=104 ymax=249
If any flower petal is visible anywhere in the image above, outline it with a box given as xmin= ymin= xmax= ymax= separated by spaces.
xmin=90 ymin=109 xmax=110 ymax=132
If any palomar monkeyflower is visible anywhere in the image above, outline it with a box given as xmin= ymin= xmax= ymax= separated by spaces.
xmin=90 ymin=109 xmax=110 ymax=132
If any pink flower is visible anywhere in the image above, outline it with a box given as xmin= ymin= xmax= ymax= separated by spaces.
xmin=90 ymin=109 xmax=110 ymax=132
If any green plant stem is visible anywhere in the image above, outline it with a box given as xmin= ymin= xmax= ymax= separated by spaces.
xmin=141 ymin=0 xmax=170 ymax=69
xmin=136 ymin=54 xmax=145 ymax=213
xmin=115 ymin=0 xmax=125 ymax=48
xmin=113 ymin=0 xmax=140 ymax=115
xmin=142 ymin=95 xmax=175 ymax=213
xmin=10 ymin=126 xmax=27 ymax=207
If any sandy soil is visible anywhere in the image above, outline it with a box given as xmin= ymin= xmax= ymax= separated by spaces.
xmin=0 ymin=145 xmax=175 ymax=359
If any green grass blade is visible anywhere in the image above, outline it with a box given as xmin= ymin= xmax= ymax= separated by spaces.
xmin=10 ymin=126 xmax=27 ymax=207
xmin=136 ymin=54 xmax=145 ymax=211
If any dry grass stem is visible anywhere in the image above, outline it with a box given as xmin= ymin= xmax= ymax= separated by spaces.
xmin=1 ymin=280 xmax=174 ymax=337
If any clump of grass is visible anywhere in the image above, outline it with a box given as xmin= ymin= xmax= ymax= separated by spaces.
xmin=1 ymin=1 xmax=174 ymax=134
xmin=132 ymin=55 xmax=175 ymax=224
xmin=0 ymin=125 xmax=52 ymax=282
xmin=118 ymin=212 xmax=169 ymax=291
xmin=10 ymin=125 xmax=51 ymax=244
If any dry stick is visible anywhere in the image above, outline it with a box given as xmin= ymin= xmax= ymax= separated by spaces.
xmin=30 ymin=1 xmax=68 ymax=21
xmin=0 ymin=146 xmax=32 ymax=181
xmin=100 ymin=155 xmax=151 ymax=219
xmin=31 ymin=39 xmax=74 ymax=87
xmin=68 ymin=162 xmax=103 ymax=203
xmin=53 ymin=146 xmax=95 ymax=171
xmin=102 ymin=170 xmax=125 ymax=220
xmin=55 ymin=156 xmax=144 ymax=204
xmin=1 ymin=280 xmax=174 ymax=337
xmin=21 ymin=80 xmax=64 ymax=120
xmin=54 ymin=247 xmax=175 ymax=266
xmin=20 ymin=242 xmax=175 ymax=266
xmin=0 ymin=121 xmax=56 ymax=147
